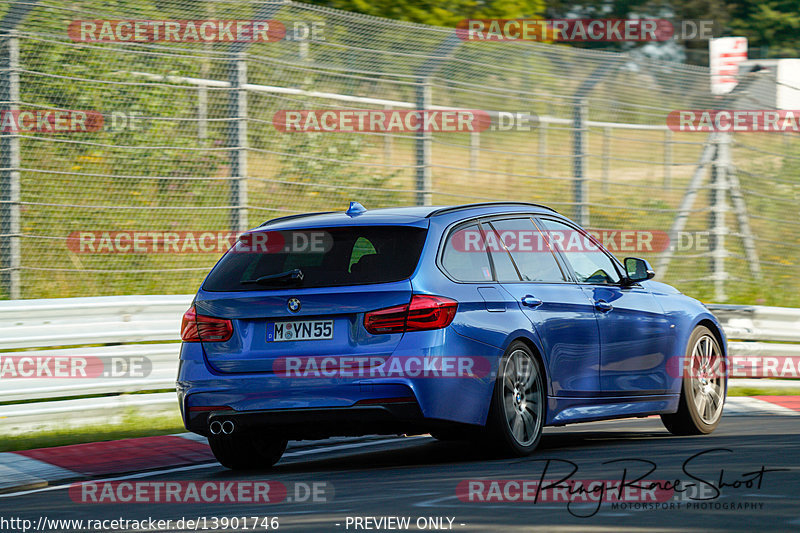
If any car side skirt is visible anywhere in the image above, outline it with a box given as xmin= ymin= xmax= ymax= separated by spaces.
xmin=546 ymin=394 xmax=680 ymax=426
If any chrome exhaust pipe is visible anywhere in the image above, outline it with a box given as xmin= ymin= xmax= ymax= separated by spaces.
xmin=209 ymin=420 xmax=223 ymax=435
xmin=221 ymin=420 xmax=235 ymax=435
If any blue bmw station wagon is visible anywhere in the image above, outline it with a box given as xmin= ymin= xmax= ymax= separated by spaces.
xmin=177 ymin=202 xmax=727 ymax=469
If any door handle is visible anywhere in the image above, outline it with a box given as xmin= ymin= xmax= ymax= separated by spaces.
xmin=521 ymin=295 xmax=543 ymax=307
xmin=595 ymin=299 xmax=613 ymax=312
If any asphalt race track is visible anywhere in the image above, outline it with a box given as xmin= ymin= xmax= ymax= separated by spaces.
xmin=1 ymin=415 xmax=798 ymax=533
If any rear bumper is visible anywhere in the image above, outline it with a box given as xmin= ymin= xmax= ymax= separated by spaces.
xmin=188 ymin=401 xmax=426 ymax=439
xmin=177 ymin=327 xmax=503 ymax=432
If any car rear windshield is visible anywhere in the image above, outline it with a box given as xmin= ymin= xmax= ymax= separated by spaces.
xmin=202 ymin=226 xmax=428 ymax=291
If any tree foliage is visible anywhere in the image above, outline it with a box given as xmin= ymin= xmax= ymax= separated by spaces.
xmin=309 ymin=0 xmax=800 ymax=61
xmin=543 ymin=1 xmax=800 ymax=59
xmin=305 ymin=0 xmax=547 ymax=26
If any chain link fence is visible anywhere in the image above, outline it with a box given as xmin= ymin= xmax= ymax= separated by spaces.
xmin=1 ymin=0 xmax=798 ymax=305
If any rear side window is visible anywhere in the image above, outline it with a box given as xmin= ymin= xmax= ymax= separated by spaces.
xmin=441 ymin=224 xmax=493 ymax=282
xmin=203 ymin=226 xmax=427 ymax=291
xmin=482 ymin=224 xmax=521 ymax=282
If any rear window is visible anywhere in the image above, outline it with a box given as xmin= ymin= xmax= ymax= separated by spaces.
xmin=202 ymin=226 xmax=427 ymax=291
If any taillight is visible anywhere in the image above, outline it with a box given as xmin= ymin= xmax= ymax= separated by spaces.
xmin=364 ymin=295 xmax=457 ymax=334
xmin=363 ymin=303 xmax=409 ymax=334
xmin=406 ymin=295 xmax=458 ymax=330
xmin=180 ymin=306 xmax=233 ymax=342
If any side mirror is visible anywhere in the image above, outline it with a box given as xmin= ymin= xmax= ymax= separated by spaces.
xmin=623 ymin=257 xmax=655 ymax=283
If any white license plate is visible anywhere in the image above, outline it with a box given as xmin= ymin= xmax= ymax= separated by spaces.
xmin=268 ymin=320 xmax=333 ymax=342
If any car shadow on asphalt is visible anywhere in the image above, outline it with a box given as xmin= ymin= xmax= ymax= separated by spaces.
xmin=206 ymin=416 xmax=799 ymax=477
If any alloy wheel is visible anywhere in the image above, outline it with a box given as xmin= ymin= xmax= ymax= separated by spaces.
xmin=502 ymin=349 xmax=544 ymax=447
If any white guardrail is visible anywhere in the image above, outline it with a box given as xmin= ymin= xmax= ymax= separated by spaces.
xmin=0 ymin=295 xmax=192 ymax=433
xmin=0 ymin=296 xmax=798 ymax=433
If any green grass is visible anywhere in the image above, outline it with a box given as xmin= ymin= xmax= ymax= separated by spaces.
xmin=0 ymin=389 xmax=177 ymax=407
xmin=727 ymin=387 xmax=800 ymax=397
xmin=0 ymin=411 xmax=187 ymax=453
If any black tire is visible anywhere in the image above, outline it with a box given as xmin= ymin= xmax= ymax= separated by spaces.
xmin=485 ymin=341 xmax=546 ymax=456
xmin=661 ymin=326 xmax=726 ymax=435
xmin=208 ymin=434 xmax=287 ymax=470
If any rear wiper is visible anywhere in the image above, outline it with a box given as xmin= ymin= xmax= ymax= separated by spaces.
xmin=241 ymin=268 xmax=304 ymax=286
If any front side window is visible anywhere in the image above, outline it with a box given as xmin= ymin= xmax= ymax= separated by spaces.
xmin=539 ymin=219 xmax=621 ymax=284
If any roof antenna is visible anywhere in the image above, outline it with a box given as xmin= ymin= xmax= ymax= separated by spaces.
xmin=346 ymin=201 xmax=367 ymax=217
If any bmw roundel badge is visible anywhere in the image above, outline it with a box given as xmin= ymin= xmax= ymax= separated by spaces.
xmin=287 ymin=298 xmax=301 ymax=313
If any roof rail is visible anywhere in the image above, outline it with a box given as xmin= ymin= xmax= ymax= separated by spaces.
xmin=425 ymin=202 xmax=558 ymax=218
xmin=257 ymin=211 xmax=335 ymax=227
